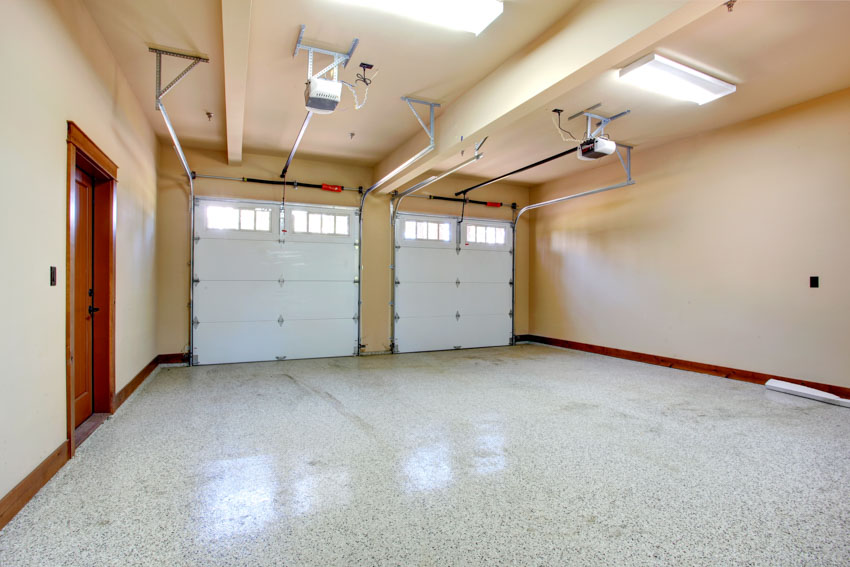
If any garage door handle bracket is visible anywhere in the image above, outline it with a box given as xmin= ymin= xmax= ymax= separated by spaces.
xmin=277 ymin=315 xmax=285 ymax=326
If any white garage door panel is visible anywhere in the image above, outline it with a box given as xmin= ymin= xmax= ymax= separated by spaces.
xmin=395 ymin=214 xmax=512 ymax=354
xmin=194 ymin=322 xmax=282 ymax=365
xmin=281 ymin=319 xmax=355 ymax=359
xmin=459 ymin=283 xmax=512 ymax=316
xmin=458 ymin=250 xmax=512 ymax=282
xmin=193 ymin=199 xmax=357 ymax=365
xmin=195 ymin=239 xmax=285 ymax=281
xmin=280 ymin=242 xmax=356 ymax=281
xmin=395 ymin=317 xmax=459 ymax=353
xmin=395 ymin=283 xmax=456 ymax=317
xmin=194 ymin=281 xmax=356 ymax=322
xmin=396 ymin=247 xmax=458 ymax=282
xmin=458 ymin=315 xmax=512 ymax=349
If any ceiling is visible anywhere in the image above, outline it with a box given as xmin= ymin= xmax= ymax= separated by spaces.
xmin=440 ymin=0 xmax=850 ymax=185
xmin=83 ymin=0 xmax=581 ymax=163
xmin=83 ymin=0 xmax=850 ymax=186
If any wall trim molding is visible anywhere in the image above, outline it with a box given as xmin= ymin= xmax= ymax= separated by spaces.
xmin=517 ymin=334 xmax=850 ymax=399
xmin=0 ymin=441 xmax=69 ymax=532
xmin=1 ymin=353 xmax=178 ymax=531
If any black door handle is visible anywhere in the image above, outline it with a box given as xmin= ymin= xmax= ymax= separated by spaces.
xmin=88 ymin=305 xmax=100 ymax=315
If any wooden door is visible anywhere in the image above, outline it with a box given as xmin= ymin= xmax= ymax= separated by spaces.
xmin=73 ymin=168 xmax=94 ymax=427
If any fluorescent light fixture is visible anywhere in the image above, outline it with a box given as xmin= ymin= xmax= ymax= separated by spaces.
xmin=619 ymin=53 xmax=736 ymax=105
xmin=332 ymin=0 xmax=503 ymax=35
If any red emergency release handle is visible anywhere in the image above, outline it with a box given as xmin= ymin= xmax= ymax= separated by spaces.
xmin=486 ymin=202 xmax=501 ymax=207
xmin=322 ymin=184 xmax=343 ymax=192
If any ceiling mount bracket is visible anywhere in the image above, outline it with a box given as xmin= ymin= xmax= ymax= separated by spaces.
xmin=293 ymin=24 xmax=359 ymax=82
xmin=148 ymin=46 xmax=209 ymax=110
xmin=568 ymin=105 xmax=631 ymax=139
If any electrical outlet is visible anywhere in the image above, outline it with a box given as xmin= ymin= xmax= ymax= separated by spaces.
xmin=50 ymin=266 xmax=57 ymax=286
xmin=810 ymin=276 xmax=819 ymax=288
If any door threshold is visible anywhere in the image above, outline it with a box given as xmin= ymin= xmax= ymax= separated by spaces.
xmin=74 ymin=413 xmax=109 ymax=447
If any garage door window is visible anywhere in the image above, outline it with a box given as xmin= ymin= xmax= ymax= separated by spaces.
xmin=403 ymin=220 xmax=451 ymax=242
xmin=207 ymin=205 xmax=273 ymax=232
xmin=290 ymin=209 xmax=349 ymax=236
xmin=466 ymin=224 xmax=505 ymax=245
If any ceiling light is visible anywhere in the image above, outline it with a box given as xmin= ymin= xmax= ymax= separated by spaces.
xmin=332 ymin=0 xmax=503 ymax=35
xmin=619 ymin=53 xmax=736 ymax=105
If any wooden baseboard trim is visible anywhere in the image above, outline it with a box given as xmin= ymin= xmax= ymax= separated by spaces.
xmin=112 ymin=356 xmax=158 ymax=411
xmin=0 ymin=441 xmax=69 ymax=531
xmin=517 ymin=334 xmax=850 ymax=399
xmin=156 ymin=352 xmax=188 ymax=364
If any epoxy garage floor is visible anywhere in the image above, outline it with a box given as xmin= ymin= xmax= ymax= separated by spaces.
xmin=1 ymin=345 xmax=848 ymax=566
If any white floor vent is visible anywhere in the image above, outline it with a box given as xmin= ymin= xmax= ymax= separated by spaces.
xmin=765 ymin=379 xmax=850 ymax=408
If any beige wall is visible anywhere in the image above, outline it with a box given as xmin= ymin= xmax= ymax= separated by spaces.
xmin=156 ymin=148 xmax=530 ymax=355
xmin=529 ymin=88 xmax=850 ymax=389
xmin=0 ymin=0 xmax=159 ymax=498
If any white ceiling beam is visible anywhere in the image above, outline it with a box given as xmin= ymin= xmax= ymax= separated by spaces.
xmin=221 ymin=0 xmax=253 ymax=165
xmin=372 ymin=0 xmax=720 ymax=193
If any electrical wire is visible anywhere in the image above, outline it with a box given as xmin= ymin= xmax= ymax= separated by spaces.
xmin=551 ymin=113 xmax=582 ymax=143
xmin=342 ymin=69 xmax=378 ymax=110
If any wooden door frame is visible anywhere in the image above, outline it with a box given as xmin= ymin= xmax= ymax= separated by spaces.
xmin=66 ymin=122 xmax=118 ymax=458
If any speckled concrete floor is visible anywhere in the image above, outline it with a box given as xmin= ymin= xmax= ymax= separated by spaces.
xmin=1 ymin=345 xmax=848 ymax=566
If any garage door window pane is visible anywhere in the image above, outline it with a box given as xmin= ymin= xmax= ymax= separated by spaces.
xmin=427 ymin=222 xmax=438 ymax=240
xmin=466 ymin=225 xmax=476 ymax=242
xmin=439 ymin=223 xmax=450 ymax=242
xmin=404 ymin=221 xmax=417 ymax=240
xmin=321 ymin=214 xmax=335 ymax=234
xmin=207 ymin=206 xmax=239 ymax=230
xmin=255 ymin=209 xmax=271 ymax=231
xmin=292 ymin=210 xmax=308 ymax=233
xmin=476 ymin=226 xmax=486 ymax=243
xmin=495 ymin=227 xmax=505 ymax=245
xmin=240 ymin=209 xmax=255 ymax=230
xmin=335 ymin=215 xmax=349 ymax=235
xmin=308 ymin=213 xmax=322 ymax=233
xmin=416 ymin=222 xmax=428 ymax=239
xmin=485 ymin=226 xmax=496 ymax=244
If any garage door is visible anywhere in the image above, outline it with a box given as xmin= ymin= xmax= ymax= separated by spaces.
xmin=394 ymin=213 xmax=513 ymax=353
xmin=192 ymin=198 xmax=358 ymax=365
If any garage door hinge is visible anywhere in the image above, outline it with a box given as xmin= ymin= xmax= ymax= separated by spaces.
xmin=277 ymin=315 xmax=284 ymax=326
xmin=456 ymin=247 xmax=461 ymax=255
xmin=278 ymin=277 xmax=285 ymax=286
xmin=192 ymin=355 xmax=199 ymax=365
xmin=456 ymin=278 xmax=461 ymax=287
xmin=193 ymin=275 xmax=200 ymax=286
xmin=353 ymin=313 xmax=359 ymax=321
xmin=509 ymin=309 xmax=513 ymax=318
xmin=394 ymin=313 xmax=400 ymax=321
xmin=455 ymin=311 xmax=461 ymax=321
xmin=394 ymin=278 xmax=400 ymax=285
xmin=509 ymin=280 xmax=514 ymax=286
xmin=193 ymin=235 xmax=200 ymax=243
xmin=192 ymin=316 xmax=199 ymax=330
xmin=391 ymin=341 xmax=398 ymax=353
xmin=275 ymin=356 xmax=287 ymax=361
xmin=353 ymin=277 xmax=359 ymax=284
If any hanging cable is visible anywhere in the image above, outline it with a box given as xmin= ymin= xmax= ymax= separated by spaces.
xmin=551 ymin=109 xmax=582 ymax=143
xmin=342 ymin=68 xmax=378 ymax=110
